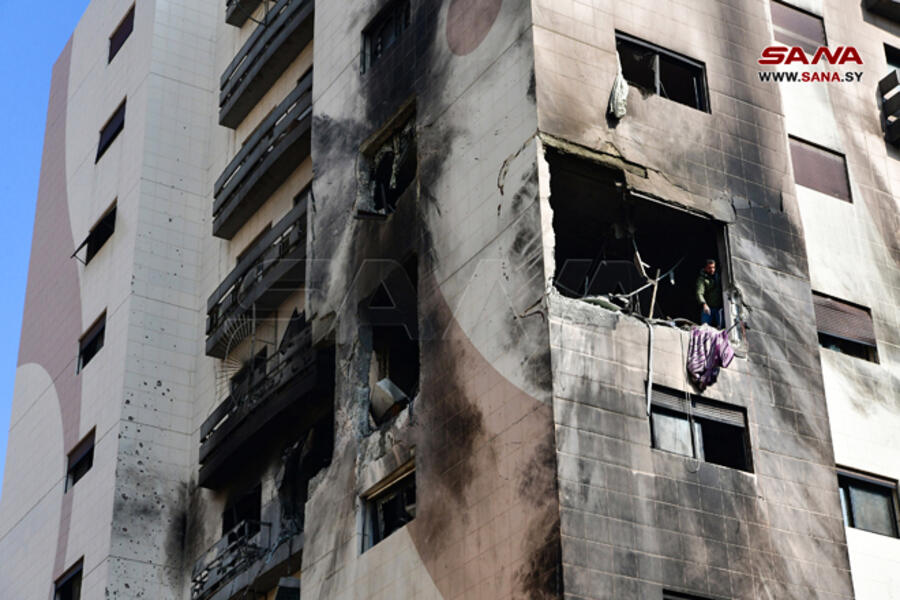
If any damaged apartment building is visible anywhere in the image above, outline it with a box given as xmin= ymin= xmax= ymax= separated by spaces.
xmin=2 ymin=0 xmax=900 ymax=599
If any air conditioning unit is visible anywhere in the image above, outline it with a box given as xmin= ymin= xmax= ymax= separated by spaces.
xmin=370 ymin=377 xmax=408 ymax=423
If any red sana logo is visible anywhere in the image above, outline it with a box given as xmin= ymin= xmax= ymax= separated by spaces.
xmin=758 ymin=46 xmax=864 ymax=65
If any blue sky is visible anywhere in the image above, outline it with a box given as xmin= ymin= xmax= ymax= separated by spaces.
xmin=0 ymin=1 xmax=91 ymax=500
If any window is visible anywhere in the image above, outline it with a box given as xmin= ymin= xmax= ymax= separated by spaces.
xmin=361 ymin=0 xmax=411 ymax=74
xmin=54 ymin=560 xmax=83 ymax=600
xmin=65 ymin=430 xmax=95 ymax=492
xmin=788 ymin=137 xmax=851 ymax=202
xmin=615 ymin=32 xmax=709 ymax=112
xmin=838 ymin=469 xmax=899 ymax=538
xmin=223 ymin=483 xmax=262 ymax=541
xmin=770 ymin=1 xmax=826 ymax=55
xmin=358 ymin=109 xmax=417 ymax=218
xmin=650 ymin=386 xmax=752 ymax=472
xmin=548 ymin=151 xmax=728 ymax=325
xmin=74 ymin=203 xmax=116 ymax=265
xmin=77 ymin=312 xmax=106 ymax=373
xmin=813 ymin=292 xmax=878 ymax=362
xmin=886 ymin=43 xmax=900 ymax=72
xmin=96 ymin=100 xmax=126 ymax=162
xmin=363 ymin=258 xmax=419 ymax=426
xmin=363 ymin=463 xmax=416 ymax=551
xmin=866 ymin=0 xmax=900 ymax=23
xmin=108 ymin=5 xmax=135 ymax=63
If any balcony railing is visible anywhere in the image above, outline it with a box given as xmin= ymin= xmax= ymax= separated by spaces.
xmin=226 ymin=0 xmax=263 ymax=27
xmin=879 ymin=70 xmax=900 ymax=144
xmin=220 ymin=0 xmax=314 ymax=128
xmin=866 ymin=0 xmax=900 ymax=21
xmin=191 ymin=520 xmax=271 ymax=600
xmin=214 ymin=73 xmax=312 ymax=239
xmin=199 ymin=317 xmax=319 ymax=487
xmin=207 ymin=198 xmax=307 ymax=357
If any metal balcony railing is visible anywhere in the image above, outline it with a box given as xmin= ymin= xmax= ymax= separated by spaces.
xmin=200 ymin=318 xmax=318 ymax=485
xmin=206 ymin=197 xmax=307 ymax=357
xmin=213 ymin=73 xmax=312 ymax=239
xmin=191 ymin=520 xmax=271 ymax=600
xmin=220 ymin=0 xmax=314 ymax=128
xmin=226 ymin=0 xmax=263 ymax=27
xmin=879 ymin=70 xmax=900 ymax=144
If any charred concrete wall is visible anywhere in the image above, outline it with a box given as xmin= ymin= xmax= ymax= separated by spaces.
xmin=304 ymin=0 xmax=562 ymax=598
xmin=534 ymin=0 xmax=856 ymax=598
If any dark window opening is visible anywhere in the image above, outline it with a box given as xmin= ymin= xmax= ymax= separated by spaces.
xmin=813 ymin=292 xmax=878 ymax=363
xmin=96 ymin=100 xmax=126 ymax=162
xmin=616 ymin=33 xmax=709 ymax=112
xmin=838 ymin=469 xmax=899 ymax=538
xmin=74 ymin=203 xmax=116 ymax=265
xmin=361 ymin=0 xmax=411 ymax=74
xmin=664 ymin=592 xmax=715 ymax=600
xmin=278 ymin=411 xmax=334 ymax=529
xmin=650 ymin=386 xmax=752 ymax=472
xmin=770 ymin=1 xmax=827 ymax=55
xmin=886 ymin=44 xmax=900 ymax=72
xmin=77 ymin=312 xmax=106 ymax=373
xmin=548 ymin=152 xmax=726 ymax=324
xmin=223 ymin=483 xmax=262 ymax=542
xmin=65 ymin=430 xmax=95 ymax=492
xmin=360 ymin=115 xmax=417 ymax=218
xmin=108 ymin=5 xmax=135 ymax=63
xmin=55 ymin=560 xmax=83 ymax=600
xmin=364 ymin=258 xmax=419 ymax=426
xmin=363 ymin=465 xmax=416 ymax=551
xmin=789 ymin=137 xmax=851 ymax=202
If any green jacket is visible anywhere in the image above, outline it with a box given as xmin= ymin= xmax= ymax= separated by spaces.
xmin=695 ymin=270 xmax=723 ymax=309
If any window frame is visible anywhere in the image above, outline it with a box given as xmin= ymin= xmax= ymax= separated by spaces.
xmin=73 ymin=201 xmax=116 ymax=265
xmin=361 ymin=460 xmax=416 ymax=552
xmin=614 ymin=31 xmax=710 ymax=113
xmin=108 ymin=4 xmax=135 ymax=64
xmin=770 ymin=0 xmax=827 ymax=56
xmin=837 ymin=468 xmax=900 ymax=538
xmin=812 ymin=291 xmax=878 ymax=363
xmin=663 ymin=591 xmax=719 ymax=600
xmin=77 ymin=311 xmax=107 ymax=374
xmin=54 ymin=558 xmax=83 ymax=600
xmin=65 ymin=429 xmax=96 ymax=492
xmin=649 ymin=386 xmax=753 ymax=473
xmin=360 ymin=0 xmax=412 ymax=75
xmin=788 ymin=136 xmax=852 ymax=202
xmin=96 ymin=99 xmax=126 ymax=163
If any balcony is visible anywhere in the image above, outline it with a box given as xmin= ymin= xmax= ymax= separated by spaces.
xmin=200 ymin=314 xmax=333 ymax=488
xmin=220 ymin=0 xmax=314 ymax=128
xmin=225 ymin=0 xmax=263 ymax=27
xmin=207 ymin=198 xmax=307 ymax=357
xmin=866 ymin=0 xmax=900 ymax=21
xmin=191 ymin=516 xmax=304 ymax=600
xmin=879 ymin=70 xmax=900 ymax=144
xmin=214 ymin=74 xmax=312 ymax=239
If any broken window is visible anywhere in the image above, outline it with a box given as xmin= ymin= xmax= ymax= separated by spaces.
xmin=362 ymin=463 xmax=416 ymax=551
xmin=360 ymin=0 xmax=411 ymax=74
xmin=789 ymin=137 xmax=851 ymax=202
xmin=548 ymin=152 xmax=727 ymax=324
xmin=223 ymin=483 xmax=262 ymax=542
xmin=55 ymin=560 xmax=83 ymax=600
xmin=813 ymin=292 xmax=879 ymax=362
xmin=838 ymin=469 xmax=899 ymax=538
xmin=361 ymin=258 xmax=419 ymax=426
xmin=615 ymin=33 xmax=709 ymax=112
xmin=650 ymin=386 xmax=752 ymax=472
xmin=96 ymin=99 xmax=126 ymax=162
xmin=77 ymin=312 xmax=106 ymax=373
xmin=108 ymin=5 xmax=135 ymax=63
xmin=65 ymin=429 xmax=95 ymax=492
xmin=359 ymin=112 xmax=417 ymax=218
xmin=770 ymin=1 xmax=827 ymax=55
xmin=230 ymin=348 xmax=268 ymax=402
xmin=74 ymin=202 xmax=116 ymax=265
